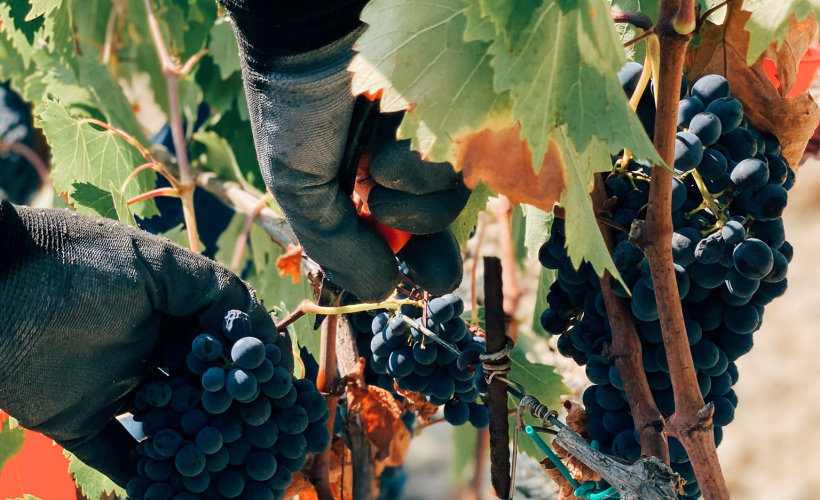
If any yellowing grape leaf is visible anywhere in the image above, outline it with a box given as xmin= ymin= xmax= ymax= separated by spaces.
xmin=743 ymin=0 xmax=820 ymax=65
xmin=40 ymin=100 xmax=158 ymax=219
xmin=351 ymin=0 xmax=507 ymax=164
xmin=488 ymin=0 xmax=661 ymax=170
xmin=688 ymin=4 xmax=820 ymax=166
xmin=0 ymin=416 xmax=25 ymax=475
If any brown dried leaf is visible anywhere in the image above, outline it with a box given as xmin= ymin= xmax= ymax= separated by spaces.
xmin=687 ymin=5 xmax=820 ymax=167
xmin=276 ymin=244 xmax=303 ymax=284
xmin=345 ymin=359 xmax=412 ymax=464
xmin=455 ymin=125 xmax=566 ymax=213
xmin=394 ymin=388 xmax=438 ymax=425
xmin=543 ymin=459 xmax=580 ymax=500
xmin=285 ymin=472 xmax=314 ymax=498
xmin=552 ymin=401 xmax=601 ymax=483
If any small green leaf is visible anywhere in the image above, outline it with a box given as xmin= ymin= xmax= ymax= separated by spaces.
xmin=64 ymin=450 xmax=126 ymax=499
xmin=506 ymin=346 xmax=568 ymax=459
xmin=71 ymin=182 xmax=116 ymax=219
xmin=743 ymin=0 xmax=820 ymax=64
xmin=610 ymin=0 xmax=658 ymax=62
xmin=452 ymin=423 xmax=479 ymax=484
xmin=40 ymin=100 xmax=157 ymax=219
xmin=531 ymin=267 xmax=556 ymax=338
xmin=521 ymin=204 xmax=553 ymax=259
xmin=450 ymin=183 xmax=493 ymax=248
xmin=209 ymin=17 xmax=241 ymax=80
xmin=192 ymin=131 xmax=257 ymax=193
xmin=25 ymin=0 xmax=61 ymax=20
xmin=110 ymin=181 xmax=137 ymax=226
xmin=0 ymin=417 xmax=26 ymax=475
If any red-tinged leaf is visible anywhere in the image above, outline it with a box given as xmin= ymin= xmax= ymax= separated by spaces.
xmin=687 ymin=5 xmax=820 ymax=167
xmin=455 ymin=125 xmax=566 ymax=214
xmin=276 ymin=245 xmax=303 ymax=284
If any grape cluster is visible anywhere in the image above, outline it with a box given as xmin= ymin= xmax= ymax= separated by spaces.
xmin=125 ymin=310 xmax=331 ymax=500
xmin=539 ymin=69 xmax=792 ymax=499
xmin=347 ymin=294 xmax=490 ymax=429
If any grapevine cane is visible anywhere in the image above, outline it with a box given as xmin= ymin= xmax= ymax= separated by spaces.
xmin=641 ymin=0 xmax=730 ymax=496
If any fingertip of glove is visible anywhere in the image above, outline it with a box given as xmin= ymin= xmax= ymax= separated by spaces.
xmin=368 ymin=184 xmax=471 ymax=235
xmin=398 ymin=230 xmax=463 ymax=296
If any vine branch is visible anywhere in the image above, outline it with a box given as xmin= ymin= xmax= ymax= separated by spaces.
xmin=592 ymin=174 xmax=669 ymax=463
xmin=639 ymin=0 xmax=730 ymax=497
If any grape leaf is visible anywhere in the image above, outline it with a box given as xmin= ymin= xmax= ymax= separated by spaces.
xmin=451 ymin=422 xmax=479 ymax=484
xmin=46 ymin=0 xmax=76 ymax=73
xmin=450 ymin=182 xmax=493 ymax=247
xmin=506 ymin=346 xmax=568 ymax=459
xmin=71 ymin=182 xmax=117 ymax=219
xmin=610 ymin=0 xmax=659 ymax=62
xmin=191 ymin=130 xmax=257 ymax=193
xmin=0 ymin=24 xmax=28 ymax=85
xmin=0 ymin=417 xmax=25 ymax=475
xmin=555 ymin=128 xmax=622 ymax=283
xmin=64 ymin=450 xmax=126 ymax=499
xmin=0 ymin=1 xmax=44 ymax=68
xmin=743 ymin=0 xmax=820 ymax=65
xmin=11 ymin=496 xmax=42 ymax=500
xmin=40 ymin=100 xmax=158 ymax=219
xmin=25 ymin=0 xmax=60 ymax=20
xmin=78 ymin=55 xmax=150 ymax=145
xmin=521 ymin=204 xmax=553 ymax=259
xmin=531 ymin=267 xmax=556 ymax=338
xmin=351 ymin=0 xmax=509 ymax=163
xmin=489 ymin=0 xmax=661 ymax=170
xmin=110 ymin=181 xmax=137 ymax=226
xmin=470 ymin=0 xmax=541 ymax=47
xmin=209 ymin=17 xmax=241 ymax=80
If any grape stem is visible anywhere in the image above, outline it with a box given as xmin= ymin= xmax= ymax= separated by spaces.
xmin=274 ymin=298 xmax=425 ymax=332
xmin=639 ymin=0 xmax=730 ymax=497
xmin=395 ymin=314 xmax=460 ymax=356
xmin=592 ymin=174 xmax=670 ymax=463
xmin=307 ymin=295 xmax=341 ymax=500
xmin=688 ymin=170 xmax=729 ymax=225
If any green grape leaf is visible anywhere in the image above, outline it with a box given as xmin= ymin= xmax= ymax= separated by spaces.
xmin=110 ymin=181 xmax=137 ymax=226
xmin=191 ymin=131 xmax=253 ymax=190
xmin=214 ymin=211 xmax=247 ymax=268
xmin=40 ymin=100 xmax=157 ymax=219
xmin=531 ymin=267 xmax=556 ymax=338
xmin=451 ymin=422 xmax=479 ymax=484
xmin=45 ymin=0 xmax=76 ymax=73
xmin=506 ymin=346 xmax=568 ymax=459
xmin=521 ymin=204 xmax=553 ymax=259
xmin=0 ymin=417 xmax=26 ymax=475
xmin=556 ymin=128 xmax=622 ymax=284
xmin=0 ymin=1 xmax=44 ymax=68
xmin=64 ymin=450 xmax=126 ymax=499
xmin=450 ymin=182 xmax=493 ymax=248
xmin=743 ymin=0 xmax=820 ymax=64
xmin=0 ymin=25 xmax=28 ymax=85
xmin=26 ymin=0 xmax=61 ymax=20
xmin=69 ymin=0 xmax=111 ymax=47
xmin=469 ymin=0 xmax=541 ymax=47
xmin=490 ymin=0 xmax=661 ymax=170
xmin=11 ymin=496 xmax=43 ymax=500
xmin=351 ymin=0 xmax=510 ymax=163
xmin=209 ymin=18 xmax=241 ymax=80
xmin=78 ymin=55 xmax=150 ymax=145
xmin=510 ymin=204 xmax=528 ymax=268
xmin=71 ymin=182 xmax=117 ymax=219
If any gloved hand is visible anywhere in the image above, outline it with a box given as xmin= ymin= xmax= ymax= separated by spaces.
xmin=0 ymin=201 xmax=292 ymax=487
xmin=221 ymin=0 xmax=471 ymax=301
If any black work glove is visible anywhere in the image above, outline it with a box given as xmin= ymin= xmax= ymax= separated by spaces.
xmin=221 ymin=0 xmax=470 ymax=301
xmin=0 ymin=202 xmax=292 ymax=487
